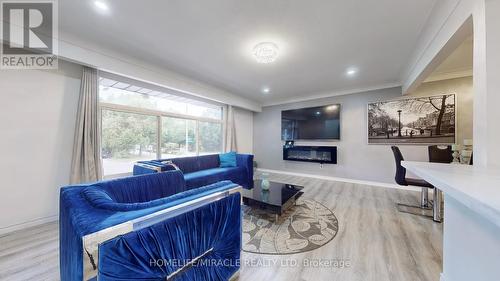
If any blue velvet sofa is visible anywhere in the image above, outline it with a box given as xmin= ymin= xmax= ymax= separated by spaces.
xmin=133 ymin=154 xmax=254 ymax=190
xmin=59 ymin=170 xmax=242 ymax=281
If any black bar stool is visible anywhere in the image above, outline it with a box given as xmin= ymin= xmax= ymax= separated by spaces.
xmin=428 ymin=145 xmax=453 ymax=163
xmin=391 ymin=146 xmax=442 ymax=222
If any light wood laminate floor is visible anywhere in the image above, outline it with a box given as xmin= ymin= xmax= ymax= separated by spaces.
xmin=0 ymin=173 xmax=443 ymax=281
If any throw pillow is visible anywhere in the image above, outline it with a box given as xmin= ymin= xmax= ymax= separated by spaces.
xmin=219 ymin=152 xmax=237 ymax=168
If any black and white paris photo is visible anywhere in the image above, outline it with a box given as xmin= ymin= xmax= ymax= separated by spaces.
xmin=368 ymin=94 xmax=456 ymax=144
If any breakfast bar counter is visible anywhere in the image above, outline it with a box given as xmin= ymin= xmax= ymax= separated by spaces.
xmin=402 ymin=161 xmax=500 ymax=281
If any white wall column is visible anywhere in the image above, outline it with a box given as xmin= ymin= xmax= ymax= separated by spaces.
xmin=472 ymin=0 xmax=500 ymax=168
xmin=483 ymin=0 xmax=500 ymax=167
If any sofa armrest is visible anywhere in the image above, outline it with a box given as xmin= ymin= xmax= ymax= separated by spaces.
xmin=81 ymin=183 xmax=241 ymax=280
xmin=133 ymin=161 xmax=178 ymax=175
xmin=97 ymin=191 xmax=241 ymax=281
xmin=236 ymin=154 xmax=254 ymax=189
xmin=133 ymin=163 xmax=161 ymax=175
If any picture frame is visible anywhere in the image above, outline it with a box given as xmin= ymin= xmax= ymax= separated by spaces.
xmin=367 ymin=94 xmax=456 ymax=145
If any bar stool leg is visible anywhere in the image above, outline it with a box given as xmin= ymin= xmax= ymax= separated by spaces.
xmin=421 ymin=187 xmax=429 ymax=208
xmin=433 ymin=188 xmax=442 ymax=222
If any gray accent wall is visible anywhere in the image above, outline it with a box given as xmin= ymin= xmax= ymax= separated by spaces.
xmin=253 ymin=77 xmax=473 ymax=184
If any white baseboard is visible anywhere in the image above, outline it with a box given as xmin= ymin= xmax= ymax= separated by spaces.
xmin=256 ymin=168 xmax=422 ymax=192
xmin=0 ymin=215 xmax=58 ymax=236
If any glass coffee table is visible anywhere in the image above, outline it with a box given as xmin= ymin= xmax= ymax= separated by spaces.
xmin=242 ymin=179 xmax=304 ymax=221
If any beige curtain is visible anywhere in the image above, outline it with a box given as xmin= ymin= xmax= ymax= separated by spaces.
xmin=224 ymin=105 xmax=237 ymax=152
xmin=70 ymin=67 xmax=102 ymax=183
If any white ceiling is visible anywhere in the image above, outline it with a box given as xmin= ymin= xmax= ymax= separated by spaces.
xmin=59 ymin=0 xmax=437 ymax=105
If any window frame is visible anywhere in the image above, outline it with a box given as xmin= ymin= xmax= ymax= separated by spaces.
xmin=100 ymin=101 xmax=225 ymax=177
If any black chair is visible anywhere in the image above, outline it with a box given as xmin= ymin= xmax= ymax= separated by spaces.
xmin=428 ymin=145 xmax=453 ymax=163
xmin=391 ymin=146 xmax=442 ymax=222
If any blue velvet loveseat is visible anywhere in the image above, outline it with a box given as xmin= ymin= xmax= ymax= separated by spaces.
xmin=133 ymin=153 xmax=254 ymax=189
xmin=60 ymin=170 xmax=242 ymax=281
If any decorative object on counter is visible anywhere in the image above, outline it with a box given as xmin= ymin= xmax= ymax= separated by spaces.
xmin=461 ymin=150 xmax=472 ymax=165
xmin=461 ymin=139 xmax=473 ymax=165
xmin=463 ymin=139 xmax=473 ymax=148
xmin=451 ymin=144 xmax=461 ymax=164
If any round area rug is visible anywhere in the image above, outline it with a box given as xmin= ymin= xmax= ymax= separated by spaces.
xmin=242 ymin=199 xmax=339 ymax=255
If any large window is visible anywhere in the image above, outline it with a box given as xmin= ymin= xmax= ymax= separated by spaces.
xmin=199 ymin=121 xmax=223 ymax=155
xmin=161 ymin=117 xmax=196 ymax=158
xmin=99 ymin=77 xmax=224 ymax=176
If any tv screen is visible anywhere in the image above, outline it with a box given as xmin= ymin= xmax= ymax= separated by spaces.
xmin=281 ymin=104 xmax=341 ymax=140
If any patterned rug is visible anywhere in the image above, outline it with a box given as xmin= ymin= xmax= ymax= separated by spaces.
xmin=242 ymin=199 xmax=339 ymax=255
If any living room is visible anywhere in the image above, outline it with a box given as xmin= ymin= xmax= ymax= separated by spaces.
xmin=0 ymin=1 xmax=499 ymax=281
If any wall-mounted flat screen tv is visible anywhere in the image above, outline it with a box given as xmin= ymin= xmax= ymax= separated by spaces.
xmin=281 ymin=104 xmax=341 ymax=140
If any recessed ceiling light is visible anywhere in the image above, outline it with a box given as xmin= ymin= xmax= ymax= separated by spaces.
xmin=253 ymin=42 xmax=279 ymax=64
xmin=94 ymin=1 xmax=109 ymax=11
xmin=262 ymin=87 xmax=271 ymax=94
xmin=346 ymin=68 xmax=358 ymax=76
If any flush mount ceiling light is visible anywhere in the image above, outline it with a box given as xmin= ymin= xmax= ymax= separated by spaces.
xmin=94 ymin=1 xmax=109 ymax=11
xmin=253 ymin=42 xmax=279 ymax=63
xmin=262 ymin=87 xmax=271 ymax=94
xmin=346 ymin=68 xmax=358 ymax=76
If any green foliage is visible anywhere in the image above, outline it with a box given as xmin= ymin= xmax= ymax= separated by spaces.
xmin=162 ymin=117 xmax=195 ymax=154
xmin=199 ymin=122 xmax=222 ymax=152
xmin=102 ymin=110 xmax=157 ymax=158
xmin=102 ymin=110 xmax=223 ymax=159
